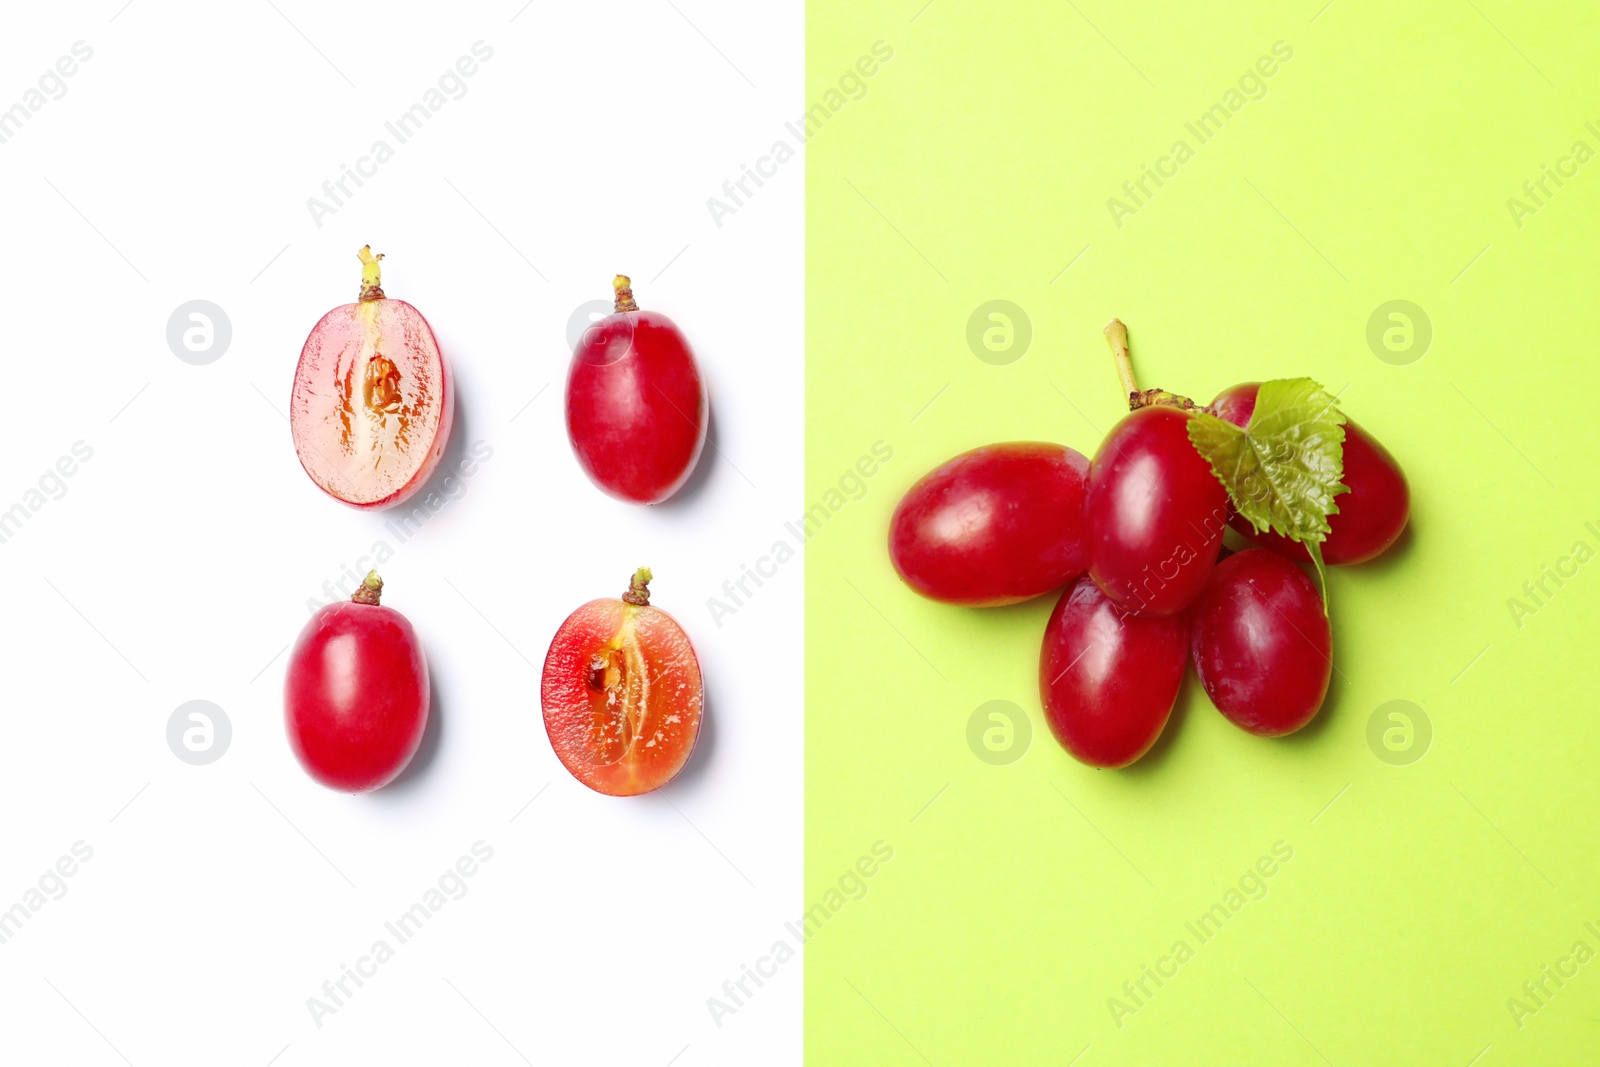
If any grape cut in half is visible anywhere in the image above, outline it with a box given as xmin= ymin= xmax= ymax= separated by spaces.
xmin=542 ymin=568 xmax=704 ymax=796
xmin=291 ymin=246 xmax=453 ymax=510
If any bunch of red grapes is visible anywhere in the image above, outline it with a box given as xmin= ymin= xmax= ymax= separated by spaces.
xmin=888 ymin=321 xmax=1410 ymax=768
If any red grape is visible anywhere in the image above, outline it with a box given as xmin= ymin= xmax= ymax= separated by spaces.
xmin=1040 ymin=576 xmax=1188 ymax=768
xmin=285 ymin=572 xmax=430 ymax=792
xmin=566 ymin=276 xmax=707 ymax=504
xmin=1212 ymin=382 xmax=1409 ymax=564
xmin=1190 ymin=549 xmax=1331 ymax=737
xmin=889 ymin=442 xmax=1090 ymax=606
xmin=291 ymin=247 xmax=453 ymax=510
xmin=1084 ymin=406 xmax=1229 ymax=615
xmin=542 ymin=568 xmax=703 ymax=796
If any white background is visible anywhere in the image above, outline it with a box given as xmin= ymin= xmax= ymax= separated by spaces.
xmin=0 ymin=2 xmax=802 ymax=1063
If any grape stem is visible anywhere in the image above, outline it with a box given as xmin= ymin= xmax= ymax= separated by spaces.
xmin=1104 ymin=319 xmax=1139 ymax=404
xmin=358 ymin=246 xmax=386 ymax=302
xmin=352 ymin=570 xmax=384 ymax=605
xmin=1103 ymin=318 xmax=1200 ymax=413
xmin=613 ymin=275 xmax=639 ymax=314
xmin=623 ymin=566 xmax=653 ymax=606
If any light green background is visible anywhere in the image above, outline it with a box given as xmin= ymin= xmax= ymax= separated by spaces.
xmin=806 ymin=2 xmax=1600 ymax=1062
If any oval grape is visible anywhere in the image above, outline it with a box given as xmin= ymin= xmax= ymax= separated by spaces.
xmin=1040 ymin=576 xmax=1188 ymax=768
xmin=1190 ymin=549 xmax=1332 ymax=736
xmin=1212 ymin=382 xmax=1409 ymax=565
xmin=1084 ymin=405 xmax=1229 ymax=615
xmin=566 ymin=276 xmax=707 ymax=505
xmin=889 ymin=442 xmax=1090 ymax=606
xmin=284 ymin=572 xmax=429 ymax=792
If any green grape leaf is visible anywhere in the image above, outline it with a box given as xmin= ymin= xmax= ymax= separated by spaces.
xmin=1186 ymin=378 xmax=1349 ymax=603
